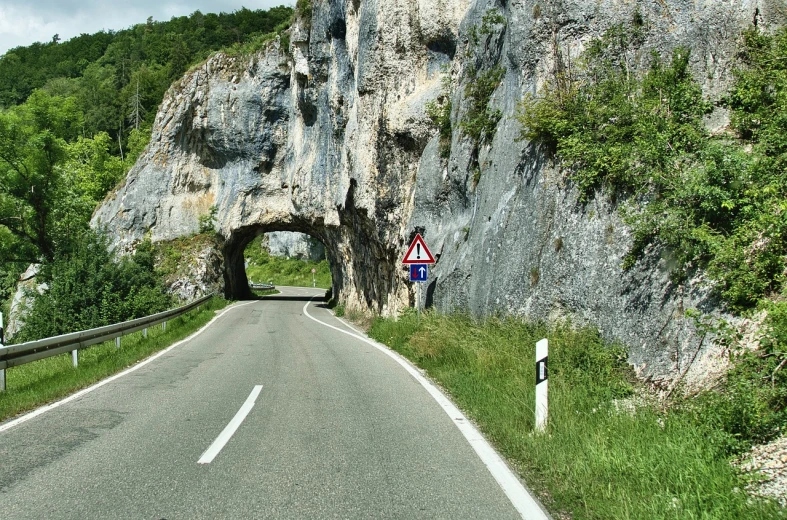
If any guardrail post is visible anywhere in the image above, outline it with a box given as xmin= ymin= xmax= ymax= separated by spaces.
xmin=115 ymin=336 xmax=121 ymax=349
xmin=535 ymin=338 xmax=548 ymax=432
xmin=72 ymin=350 xmax=78 ymax=368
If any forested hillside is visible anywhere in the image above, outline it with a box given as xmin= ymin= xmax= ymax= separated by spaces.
xmin=0 ymin=5 xmax=293 ymax=339
xmin=0 ymin=6 xmax=291 ymax=150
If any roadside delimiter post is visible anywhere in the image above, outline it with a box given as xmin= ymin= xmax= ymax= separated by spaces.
xmin=535 ymin=338 xmax=548 ymax=432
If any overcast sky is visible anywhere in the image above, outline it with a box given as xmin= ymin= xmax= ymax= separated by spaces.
xmin=0 ymin=1 xmax=289 ymax=56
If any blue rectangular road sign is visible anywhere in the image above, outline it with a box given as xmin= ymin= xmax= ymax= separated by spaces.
xmin=409 ymin=264 xmax=428 ymax=282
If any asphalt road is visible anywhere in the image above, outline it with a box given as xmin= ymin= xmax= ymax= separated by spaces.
xmin=0 ymin=286 xmax=541 ymax=519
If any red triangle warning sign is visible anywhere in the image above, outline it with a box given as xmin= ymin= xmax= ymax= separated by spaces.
xmin=402 ymin=234 xmax=436 ymax=264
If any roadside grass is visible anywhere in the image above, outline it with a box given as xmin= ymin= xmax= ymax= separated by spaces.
xmin=0 ymin=297 xmax=229 ymax=424
xmin=246 ymin=254 xmax=331 ymax=289
xmin=368 ymin=311 xmax=784 ymax=520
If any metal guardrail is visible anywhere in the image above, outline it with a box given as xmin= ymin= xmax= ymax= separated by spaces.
xmin=0 ymin=294 xmax=213 ymax=390
xmin=249 ymin=283 xmax=276 ymax=290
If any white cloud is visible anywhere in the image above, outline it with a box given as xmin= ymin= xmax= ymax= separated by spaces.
xmin=0 ymin=5 xmax=59 ymax=48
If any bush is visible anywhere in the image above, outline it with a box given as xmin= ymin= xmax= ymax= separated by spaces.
xmin=678 ymin=302 xmax=787 ymax=456
xmin=296 ymin=0 xmax=312 ymax=28
xmin=518 ymin=23 xmax=787 ymax=309
xmin=16 ymin=232 xmax=172 ymax=342
xmin=425 ymin=72 xmax=453 ymax=158
xmin=461 ymin=65 xmax=505 ymax=147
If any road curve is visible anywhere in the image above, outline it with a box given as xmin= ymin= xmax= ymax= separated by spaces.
xmin=0 ymin=287 xmax=542 ymax=519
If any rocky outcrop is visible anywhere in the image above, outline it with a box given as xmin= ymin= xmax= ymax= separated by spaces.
xmin=166 ymin=246 xmax=224 ymax=302
xmin=92 ymin=0 xmax=786 ymax=387
xmin=263 ymin=231 xmax=326 ymax=261
xmin=5 ymin=264 xmax=46 ymax=340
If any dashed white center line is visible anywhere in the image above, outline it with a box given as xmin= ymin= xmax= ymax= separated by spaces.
xmin=198 ymin=385 xmax=263 ymax=464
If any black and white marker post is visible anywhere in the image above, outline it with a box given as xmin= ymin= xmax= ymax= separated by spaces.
xmin=535 ymin=338 xmax=548 ymax=432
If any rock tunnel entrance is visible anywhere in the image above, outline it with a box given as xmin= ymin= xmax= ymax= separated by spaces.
xmin=221 ymin=180 xmax=406 ymax=311
xmin=222 ymin=222 xmax=343 ymax=301
xmin=220 ymin=206 xmax=404 ymax=315
xmin=243 ymin=231 xmax=331 ymax=292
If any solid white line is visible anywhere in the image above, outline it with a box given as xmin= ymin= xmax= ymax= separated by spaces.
xmin=0 ymin=300 xmax=258 ymax=434
xmin=198 ymin=385 xmax=263 ymax=464
xmin=301 ymin=299 xmax=551 ymax=520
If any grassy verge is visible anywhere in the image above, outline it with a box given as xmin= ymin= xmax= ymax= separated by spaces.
xmin=246 ymin=254 xmax=331 ymax=289
xmin=368 ymin=311 xmax=784 ymax=519
xmin=0 ymin=296 xmax=229 ymax=423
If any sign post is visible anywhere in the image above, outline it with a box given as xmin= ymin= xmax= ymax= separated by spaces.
xmin=535 ymin=338 xmax=548 ymax=432
xmin=403 ymin=234 xmax=436 ymax=313
xmin=311 ymin=268 xmax=316 ymax=288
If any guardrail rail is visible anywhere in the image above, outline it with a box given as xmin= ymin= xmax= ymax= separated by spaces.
xmin=0 ymin=294 xmax=213 ymax=391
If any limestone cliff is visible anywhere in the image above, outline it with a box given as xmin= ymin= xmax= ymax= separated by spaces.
xmin=263 ymin=232 xmax=326 ymax=261
xmin=92 ymin=0 xmax=786 ymax=387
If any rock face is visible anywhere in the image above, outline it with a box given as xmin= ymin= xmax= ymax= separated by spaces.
xmin=263 ymin=231 xmax=326 ymax=261
xmin=92 ymin=0 xmax=786 ymax=387
xmin=6 ymin=264 xmax=46 ymax=340
xmin=165 ymin=245 xmax=225 ymax=302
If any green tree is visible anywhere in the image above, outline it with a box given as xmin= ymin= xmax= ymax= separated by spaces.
xmin=63 ymin=132 xmax=125 ymax=201
xmin=0 ymin=90 xmax=83 ymax=263
xmin=77 ymin=63 xmax=119 ymax=137
xmin=16 ymin=231 xmax=172 ymax=341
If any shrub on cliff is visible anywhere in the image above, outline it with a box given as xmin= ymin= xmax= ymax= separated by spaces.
xmin=517 ymin=24 xmax=787 ymax=311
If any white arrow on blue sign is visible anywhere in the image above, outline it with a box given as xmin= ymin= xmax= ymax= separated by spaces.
xmin=409 ymin=264 xmax=428 ymax=282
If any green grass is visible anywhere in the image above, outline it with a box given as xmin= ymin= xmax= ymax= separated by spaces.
xmin=0 ymin=296 xmax=229 ymax=423
xmin=245 ymin=251 xmax=331 ymax=289
xmin=368 ymin=311 xmax=785 ymax=519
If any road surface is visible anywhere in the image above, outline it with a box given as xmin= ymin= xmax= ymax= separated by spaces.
xmin=0 ymin=286 xmax=544 ymax=519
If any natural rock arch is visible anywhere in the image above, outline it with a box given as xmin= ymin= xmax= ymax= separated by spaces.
xmin=222 ymin=223 xmax=339 ymax=301
xmin=92 ymin=31 xmax=417 ymax=315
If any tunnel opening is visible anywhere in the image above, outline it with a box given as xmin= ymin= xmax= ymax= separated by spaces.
xmin=220 ymin=179 xmax=405 ymax=314
xmin=244 ymin=232 xmax=331 ymax=294
xmin=222 ymin=222 xmax=343 ymax=302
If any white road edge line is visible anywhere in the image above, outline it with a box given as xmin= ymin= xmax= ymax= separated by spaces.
xmin=302 ymin=298 xmax=551 ymax=520
xmin=198 ymin=385 xmax=263 ymax=464
xmin=0 ymin=300 xmax=258 ymax=434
